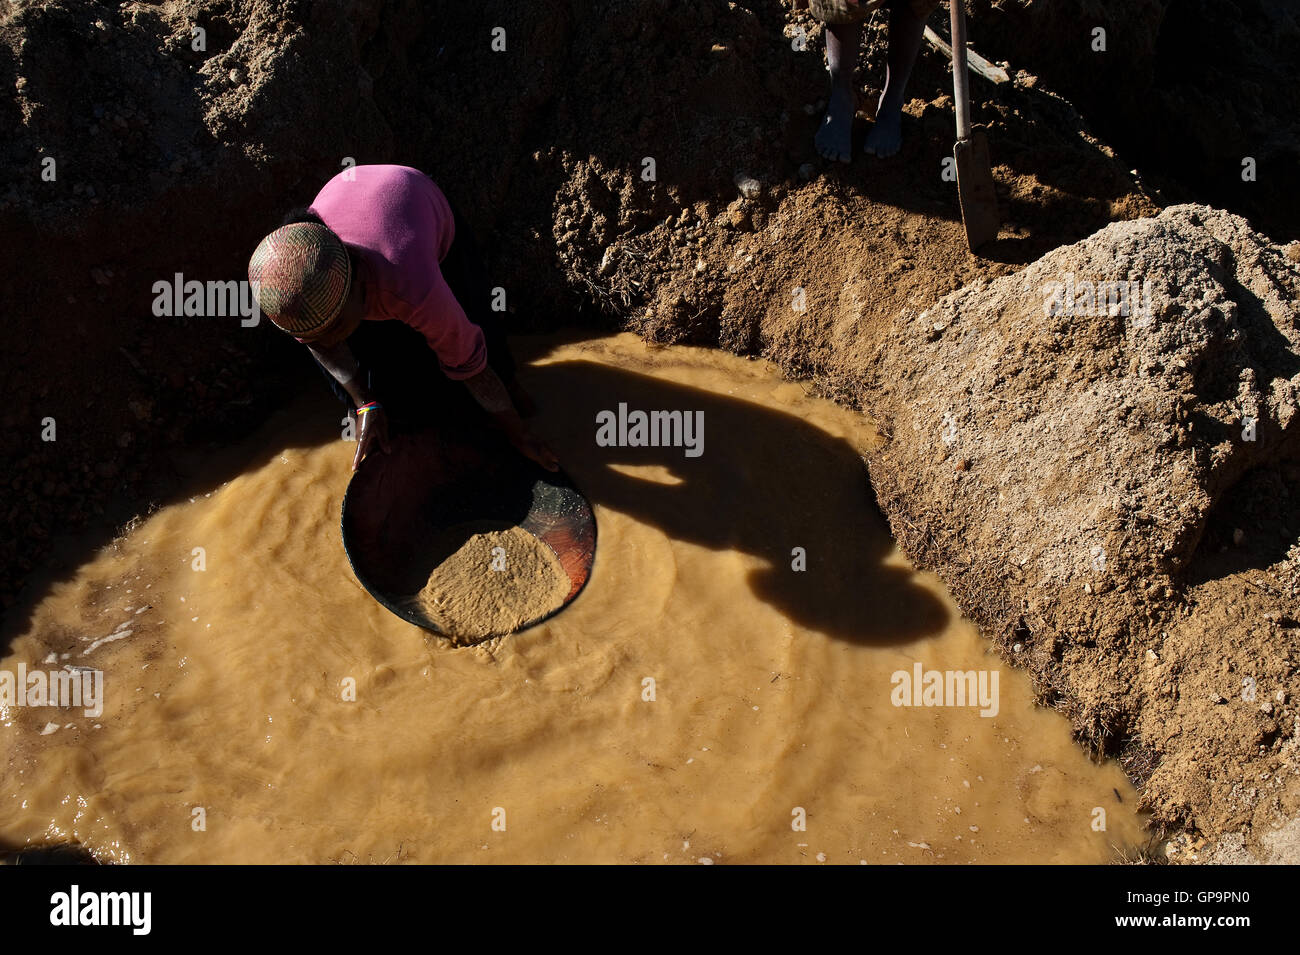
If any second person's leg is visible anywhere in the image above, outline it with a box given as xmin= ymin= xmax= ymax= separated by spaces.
xmin=864 ymin=0 xmax=928 ymax=157
xmin=815 ymin=21 xmax=862 ymax=163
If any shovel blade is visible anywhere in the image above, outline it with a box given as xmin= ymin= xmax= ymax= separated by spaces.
xmin=954 ymin=126 xmax=1000 ymax=251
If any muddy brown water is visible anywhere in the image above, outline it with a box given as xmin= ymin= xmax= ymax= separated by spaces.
xmin=0 ymin=333 xmax=1146 ymax=863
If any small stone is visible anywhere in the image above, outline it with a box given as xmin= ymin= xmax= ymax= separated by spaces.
xmin=726 ymin=199 xmax=750 ymax=230
xmin=798 ymin=162 xmax=814 ymax=181
xmin=734 ymin=173 xmax=762 ymax=199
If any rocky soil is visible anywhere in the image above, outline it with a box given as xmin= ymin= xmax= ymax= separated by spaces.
xmin=858 ymin=205 xmax=1300 ymax=861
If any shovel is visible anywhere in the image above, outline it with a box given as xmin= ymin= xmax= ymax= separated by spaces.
xmin=949 ymin=0 xmax=1000 ymax=251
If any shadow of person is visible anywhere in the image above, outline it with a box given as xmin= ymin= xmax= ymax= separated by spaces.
xmin=522 ymin=354 xmax=950 ymax=647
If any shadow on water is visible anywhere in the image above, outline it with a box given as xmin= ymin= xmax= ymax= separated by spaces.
xmin=4 ymin=335 xmax=949 ymax=654
xmin=520 ymin=353 xmax=950 ymax=647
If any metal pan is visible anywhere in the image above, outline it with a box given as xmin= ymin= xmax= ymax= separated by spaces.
xmin=340 ymin=426 xmax=595 ymax=639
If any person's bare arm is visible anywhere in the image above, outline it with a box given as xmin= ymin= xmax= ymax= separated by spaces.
xmin=463 ymin=366 xmax=559 ymax=471
xmin=307 ymin=340 xmax=371 ymax=406
xmin=307 ymin=340 xmax=389 ymax=470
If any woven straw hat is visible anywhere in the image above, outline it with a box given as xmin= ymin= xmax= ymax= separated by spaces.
xmin=247 ymin=222 xmax=352 ymax=337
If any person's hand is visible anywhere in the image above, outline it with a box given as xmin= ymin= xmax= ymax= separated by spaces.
xmin=353 ymin=404 xmax=391 ymax=471
xmin=508 ymin=426 xmax=560 ymax=472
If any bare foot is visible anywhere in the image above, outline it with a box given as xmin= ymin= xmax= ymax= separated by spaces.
xmin=815 ymin=85 xmax=856 ymax=163
xmin=864 ymin=105 xmax=903 ymax=158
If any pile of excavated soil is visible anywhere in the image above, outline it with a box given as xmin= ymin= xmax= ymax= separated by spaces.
xmin=411 ymin=525 xmax=570 ymax=644
xmin=858 ymin=203 xmax=1300 ymax=861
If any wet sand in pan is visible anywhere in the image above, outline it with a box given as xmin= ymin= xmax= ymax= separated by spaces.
xmin=411 ymin=525 xmax=570 ymax=643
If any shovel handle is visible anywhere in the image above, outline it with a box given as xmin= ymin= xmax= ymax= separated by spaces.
xmin=950 ymin=0 xmax=972 ymax=141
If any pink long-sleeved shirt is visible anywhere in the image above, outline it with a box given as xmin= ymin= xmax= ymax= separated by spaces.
xmin=310 ymin=165 xmax=487 ymax=380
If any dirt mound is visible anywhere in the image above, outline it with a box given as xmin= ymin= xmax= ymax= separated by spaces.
xmin=861 ymin=203 xmax=1300 ymax=858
